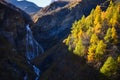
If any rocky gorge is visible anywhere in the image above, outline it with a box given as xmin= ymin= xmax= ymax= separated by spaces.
xmin=0 ymin=0 xmax=118 ymax=80
xmin=0 ymin=1 xmax=42 ymax=80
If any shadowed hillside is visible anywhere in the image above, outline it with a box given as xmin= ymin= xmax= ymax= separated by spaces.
xmin=0 ymin=1 xmax=36 ymax=80
xmin=34 ymin=42 xmax=109 ymax=80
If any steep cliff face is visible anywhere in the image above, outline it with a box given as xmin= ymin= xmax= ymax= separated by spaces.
xmin=0 ymin=1 xmax=37 ymax=80
xmin=0 ymin=0 xmax=33 ymax=55
xmin=32 ymin=0 xmax=106 ymax=50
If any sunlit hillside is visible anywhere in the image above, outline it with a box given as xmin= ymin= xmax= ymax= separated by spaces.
xmin=64 ymin=1 xmax=120 ymax=80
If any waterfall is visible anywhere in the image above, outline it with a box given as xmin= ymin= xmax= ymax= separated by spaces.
xmin=25 ymin=24 xmax=43 ymax=80
xmin=26 ymin=24 xmax=44 ymax=60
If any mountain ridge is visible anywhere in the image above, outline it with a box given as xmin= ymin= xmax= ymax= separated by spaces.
xmin=5 ymin=0 xmax=41 ymax=14
xmin=32 ymin=0 xmax=106 ymax=50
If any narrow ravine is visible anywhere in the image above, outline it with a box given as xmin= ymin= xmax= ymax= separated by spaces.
xmin=25 ymin=24 xmax=43 ymax=80
xmin=26 ymin=24 xmax=44 ymax=60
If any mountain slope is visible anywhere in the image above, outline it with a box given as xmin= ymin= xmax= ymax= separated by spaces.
xmin=32 ymin=0 xmax=106 ymax=50
xmin=32 ymin=1 xmax=69 ymax=22
xmin=0 ymin=1 xmax=36 ymax=80
xmin=5 ymin=0 xmax=41 ymax=14
xmin=64 ymin=1 xmax=120 ymax=80
xmin=34 ymin=42 xmax=107 ymax=80
xmin=33 ymin=1 xmax=120 ymax=80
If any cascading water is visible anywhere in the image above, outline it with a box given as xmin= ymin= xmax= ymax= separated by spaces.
xmin=25 ymin=61 xmax=41 ymax=80
xmin=33 ymin=65 xmax=41 ymax=80
xmin=25 ymin=24 xmax=43 ymax=80
xmin=26 ymin=24 xmax=44 ymax=60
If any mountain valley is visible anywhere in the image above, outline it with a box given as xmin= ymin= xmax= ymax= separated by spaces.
xmin=0 ymin=0 xmax=120 ymax=80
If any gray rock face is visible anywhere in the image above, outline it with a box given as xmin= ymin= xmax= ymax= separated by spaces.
xmin=32 ymin=0 xmax=106 ymax=50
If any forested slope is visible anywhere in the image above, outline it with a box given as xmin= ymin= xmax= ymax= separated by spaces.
xmin=64 ymin=1 xmax=120 ymax=80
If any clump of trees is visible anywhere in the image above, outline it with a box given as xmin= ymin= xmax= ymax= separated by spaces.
xmin=64 ymin=1 xmax=120 ymax=79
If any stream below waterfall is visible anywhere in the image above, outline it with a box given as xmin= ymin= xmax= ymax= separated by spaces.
xmin=24 ymin=61 xmax=41 ymax=80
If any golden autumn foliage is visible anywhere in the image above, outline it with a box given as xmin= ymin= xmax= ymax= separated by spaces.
xmin=87 ymin=44 xmax=96 ymax=62
xmin=94 ymin=23 xmax=102 ymax=34
xmin=64 ymin=1 xmax=120 ymax=57
xmin=111 ymin=26 xmax=118 ymax=43
xmin=100 ymin=56 xmax=118 ymax=77
xmin=94 ymin=6 xmax=102 ymax=25
xmin=73 ymin=39 xmax=85 ymax=56
xmin=95 ymin=40 xmax=106 ymax=60
xmin=63 ymin=2 xmax=120 ymax=79
xmin=90 ymin=33 xmax=99 ymax=44
xmin=87 ymin=40 xmax=106 ymax=62
xmin=104 ymin=28 xmax=112 ymax=43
